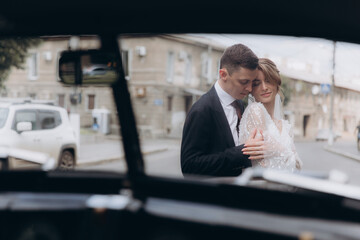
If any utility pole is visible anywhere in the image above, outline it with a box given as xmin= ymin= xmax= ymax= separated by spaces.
xmin=328 ymin=41 xmax=336 ymax=146
xmin=68 ymin=36 xmax=81 ymax=155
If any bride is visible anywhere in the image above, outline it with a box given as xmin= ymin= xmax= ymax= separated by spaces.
xmin=239 ymin=58 xmax=302 ymax=172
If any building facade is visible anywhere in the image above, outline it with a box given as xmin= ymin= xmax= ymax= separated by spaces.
xmin=3 ymin=35 xmax=360 ymax=140
xmin=282 ymin=76 xmax=360 ymax=140
xmin=120 ymin=35 xmax=225 ymax=137
xmin=3 ymin=35 xmax=225 ymax=137
xmin=4 ymin=36 xmax=118 ymax=131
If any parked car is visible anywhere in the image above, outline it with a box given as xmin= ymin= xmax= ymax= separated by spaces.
xmin=315 ymin=129 xmax=341 ymax=141
xmin=0 ymin=100 xmax=77 ymax=169
xmin=82 ymin=64 xmax=110 ymax=76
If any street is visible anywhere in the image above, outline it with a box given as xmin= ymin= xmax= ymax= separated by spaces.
xmin=79 ymin=139 xmax=360 ymax=186
xmin=296 ymin=140 xmax=360 ymax=185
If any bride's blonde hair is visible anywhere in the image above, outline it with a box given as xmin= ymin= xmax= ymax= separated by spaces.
xmin=258 ymin=58 xmax=284 ymax=100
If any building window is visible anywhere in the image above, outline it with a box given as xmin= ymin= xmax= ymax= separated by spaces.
xmin=87 ymin=94 xmax=96 ymax=110
xmin=121 ymin=50 xmax=130 ymax=80
xmin=201 ymin=56 xmax=212 ymax=84
xmin=185 ymin=96 xmax=192 ymax=114
xmin=57 ymin=94 xmax=65 ymax=108
xmin=166 ymin=51 xmax=175 ymax=83
xmin=29 ymin=93 xmax=36 ymax=99
xmin=216 ymin=59 xmax=221 ymax=80
xmin=167 ymin=96 xmax=173 ymax=111
xmin=28 ymin=52 xmax=38 ymax=80
xmin=343 ymin=118 xmax=348 ymax=132
xmin=185 ymin=55 xmax=192 ymax=84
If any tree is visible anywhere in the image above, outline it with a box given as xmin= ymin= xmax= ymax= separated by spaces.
xmin=0 ymin=38 xmax=41 ymax=90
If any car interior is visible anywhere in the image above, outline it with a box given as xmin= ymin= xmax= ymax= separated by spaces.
xmin=0 ymin=0 xmax=359 ymax=240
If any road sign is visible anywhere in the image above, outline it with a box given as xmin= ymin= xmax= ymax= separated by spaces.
xmin=320 ymin=83 xmax=331 ymax=94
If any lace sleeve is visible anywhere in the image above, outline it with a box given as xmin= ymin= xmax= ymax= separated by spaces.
xmin=240 ymin=103 xmax=300 ymax=172
xmin=289 ymin=124 xmax=303 ymax=170
xmin=265 ymin=120 xmax=301 ymax=172
xmin=238 ymin=103 xmax=266 ymax=144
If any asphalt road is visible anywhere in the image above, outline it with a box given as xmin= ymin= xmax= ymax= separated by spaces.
xmin=79 ymin=140 xmax=360 ymax=186
xmin=296 ymin=141 xmax=360 ymax=185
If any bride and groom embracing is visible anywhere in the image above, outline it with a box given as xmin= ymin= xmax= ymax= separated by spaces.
xmin=181 ymin=43 xmax=302 ymax=177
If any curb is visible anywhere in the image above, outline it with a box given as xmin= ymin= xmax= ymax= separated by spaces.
xmin=323 ymin=145 xmax=360 ymax=162
xmin=77 ymin=156 xmax=121 ymax=167
xmin=76 ymin=147 xmax=168 ymax=167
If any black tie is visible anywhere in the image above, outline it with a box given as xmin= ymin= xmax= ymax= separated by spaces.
xmin=231 ymin=101 xmax=242 ymax=136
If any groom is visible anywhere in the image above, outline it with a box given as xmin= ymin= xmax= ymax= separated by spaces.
xmin=181 ymin=43 xmax=264 ymax=177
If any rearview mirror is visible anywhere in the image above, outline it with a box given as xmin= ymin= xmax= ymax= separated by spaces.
xmin=16 ymin=122 xmax=32 ymax=133
xmin=58 ymin=50 xmax=118 ymax=85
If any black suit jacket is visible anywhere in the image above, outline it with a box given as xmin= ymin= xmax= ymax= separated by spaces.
xmin=181 ymin=86 xmax=252 ymax=177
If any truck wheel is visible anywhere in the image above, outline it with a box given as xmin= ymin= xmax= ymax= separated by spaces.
xmin=58 ymin=150 xmax=75 ymax=169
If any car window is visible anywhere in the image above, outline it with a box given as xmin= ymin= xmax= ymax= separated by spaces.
xmin=13 ymin=110 xmax=38 ymax=131
xmin=38 ymin=110 xmax=61 ymax=130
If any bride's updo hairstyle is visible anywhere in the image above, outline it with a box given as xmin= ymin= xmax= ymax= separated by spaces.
xmin=257 ymin=58 xmax=281 ymax=92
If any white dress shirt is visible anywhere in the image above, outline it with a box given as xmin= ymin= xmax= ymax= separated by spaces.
xmin=214 ymin=81 xmax=240 ymax=146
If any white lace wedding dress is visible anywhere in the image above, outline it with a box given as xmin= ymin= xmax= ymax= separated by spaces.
xmin=239 ymin=102 xmax=302 ymax=172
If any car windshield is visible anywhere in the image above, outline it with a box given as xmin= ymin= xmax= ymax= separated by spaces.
xmin=0 ymin=108 xmax=8 ymax=129
xmin=2 ymin=34 xmax=360 ymax=188
xmin=114 ymin=34 xmax=360 ymax=186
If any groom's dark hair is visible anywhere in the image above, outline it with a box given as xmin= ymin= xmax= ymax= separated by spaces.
xmin=220 ymin=44 xmax=258 ymax=75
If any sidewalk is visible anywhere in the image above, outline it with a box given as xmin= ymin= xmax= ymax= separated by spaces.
xmin=323 ymin=139 xmax=360 ymax=162
xmin=77 ymin=134 xmax=177 ymax=167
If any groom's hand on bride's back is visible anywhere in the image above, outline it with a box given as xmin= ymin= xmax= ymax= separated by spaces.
xmin=242 ymin=129 xmax=264 ymax=160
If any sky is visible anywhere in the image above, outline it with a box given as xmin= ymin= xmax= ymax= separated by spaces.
xmin=192 ymin=34 xmax=360 ymax=92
